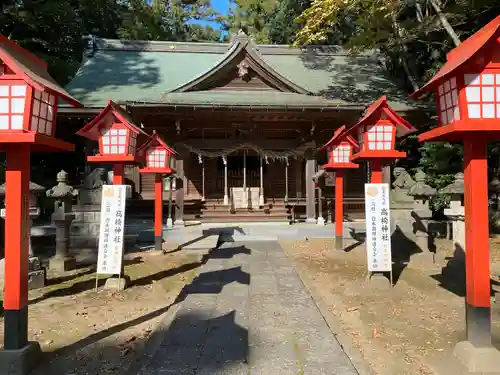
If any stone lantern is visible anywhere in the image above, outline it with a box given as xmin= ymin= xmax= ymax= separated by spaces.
xmin=46 ymin=170 xmax=79 ymax=271
xmin=440 ymin=172 xmax=465 ymax=252
xmin=407 ymin=170 xmax=437 ymax=265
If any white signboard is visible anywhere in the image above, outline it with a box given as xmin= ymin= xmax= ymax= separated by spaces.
xmin=364 ymin=183 xmax=392 ymax=272
xmin=96 ymin=185 xmax=127 ymax=275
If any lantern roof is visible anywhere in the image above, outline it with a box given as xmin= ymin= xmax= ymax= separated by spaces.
xmin=411 ymin=15 xmax=500 ymax=99
xmin=137 ymin=130 xmax=178 ymax=156
xmin=344 ymin=96 xmax=416 ymax=138
xmin=0 ymin=34 xmax=82 ymax=108
xmin=77 ymin=100 xmax=148 ymax=141
xmin=318 ymin=125 xmax=359 ymax=152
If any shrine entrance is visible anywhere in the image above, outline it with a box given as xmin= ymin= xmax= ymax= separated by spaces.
xmin=217 ymin=150 xmax=267 ymax=208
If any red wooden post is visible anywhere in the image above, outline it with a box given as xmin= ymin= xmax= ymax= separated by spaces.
xmin=370 ymin=160 xmax=383 ymax=184
xmin=0 ymin=34 xmax=82 ymax=372
xmin=463 ymin=138 xmax=492 ymax=347
xmin=335 ymin=170 xmax=344 ymax=249
xmin=154 ymin=174 xmax=163 ymax=250
xmin=319 ymin=125 xmax=359 ymax=251
xmin=138 ymin=131 xmax=177 ymax=251
xmin=410 ymin=15 xmax=500 ymax=372
xmin=3 ymin=145 xmax=30 ymax=350
xmin=113 ymin=164 xmax=125 ymax=185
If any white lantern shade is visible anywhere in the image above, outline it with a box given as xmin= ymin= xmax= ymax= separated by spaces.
xmin=462 ymin=72 xmax=500 ymax=120
xmin=0 ymin=81 xmax=58 ymax=135
xmin=363 ymin=121 xmax=394 ymax=151
xmin=30 ymin=89 xmax=56 ymax=136
xmin=146 ymin=147 xmax=167 ymax=168
xmin=328 ymin=143 xmax=351 ymax=164
xmin=100 ymin=125 xmax=130 ymax=155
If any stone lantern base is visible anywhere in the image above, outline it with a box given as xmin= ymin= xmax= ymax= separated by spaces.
xmin=48 ymin=255 xmax=76 ymax=273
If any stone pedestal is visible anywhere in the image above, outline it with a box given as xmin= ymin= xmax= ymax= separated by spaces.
xmin=104 ymin=274 xmax=131 ymax=291
xmin=366 ymin=272 xmax=391 ymax=290
xmin=453 ymin=341 xmax=500 ymax=373
xmin=0 ymin=341 xmax=41 ymax=375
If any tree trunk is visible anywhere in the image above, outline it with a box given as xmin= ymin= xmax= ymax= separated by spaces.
xmin=391 ymin=13 xmax=419 ymax=92
xmin=429 ymin=0 xmax=461 ymax=46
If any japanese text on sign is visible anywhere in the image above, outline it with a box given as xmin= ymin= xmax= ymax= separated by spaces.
xmin=96 ymin=185 xmax=127 ymax=275
xmin=364 ymin=183 xmax=392 ymax=272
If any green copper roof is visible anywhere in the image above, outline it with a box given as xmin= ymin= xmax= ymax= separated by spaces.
xmin=65 ymin=37 xmax=414 ymax=110
xmin=135 ymin=91 xmax=351 ymax=108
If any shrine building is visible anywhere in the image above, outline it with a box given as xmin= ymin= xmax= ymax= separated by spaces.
xmin=59 ymin=32 xmax=430 ymax=223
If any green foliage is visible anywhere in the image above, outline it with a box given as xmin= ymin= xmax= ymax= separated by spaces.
xmin=0 ymin=0 xmax=221 ymax=185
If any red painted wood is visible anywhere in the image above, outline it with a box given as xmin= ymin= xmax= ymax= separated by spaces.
xmin=370 ymin=160 xmax=383 ymax=184
xmin=3 ymin=145 xmax=30 ymax=310
xmin=464 ymin=138 xmax=491 ymax=308
xmin=335 ymin=170 xmax=344 ymax=237
xmin=113 ymin=164 xmax=125 ymax=185
xmin=155 ymin=174 xmax=163 ymax=238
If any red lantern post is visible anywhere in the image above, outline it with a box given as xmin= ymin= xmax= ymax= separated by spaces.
xmin=344 ymin=96 xmax=416 ymax=183
xmin=410 ymin=15 xmax=500 ymax=372
xmin=0 ymin=35 xmax=82 ymax=371
xmin=137 ymin=131 xmax=177 ymax=251
xmin=319 ymin=125 xmax=359 ymax=250
xmin=343 ymin=96 xmax=416 ymax=284
xmin=76 ymin=100 xmax=147 ymax=288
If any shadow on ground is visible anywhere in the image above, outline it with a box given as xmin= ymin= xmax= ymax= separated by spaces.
xmin=29 ymin=257 xmax=144 ymax=305
xmin=31 ymin=242 xmax=251 ymax=375
xmin=431 ymin=244 xmax=500 ymax=297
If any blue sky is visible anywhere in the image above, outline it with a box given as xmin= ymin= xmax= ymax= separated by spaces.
xmin=146 ymin=0 xmax=229 ymax=28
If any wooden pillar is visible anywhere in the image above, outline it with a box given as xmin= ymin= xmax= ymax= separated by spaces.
xmin=285 ymin=157 xmax=289 ymax=202
xmin=167 ymin=176 xmax=173 ymax=228
xmin=154 ymin=174 xmax=163 ymax=251
xmin=296 ymin=157 xmax=302 ymax=198
xmin=3 ymin=145 xmax=30 ymax=350
xmin=259 ymin=155 xmax=264 ymax=206
xmin=200 ymin=155 xmax=205 ymax=201
xmin=113 ymin=164 xmax=125 ymax=185
xmin=463 ymin=138 xmax=492 ymax=348
xmin=223 ymin=156 xmax=228 ymax=205
xmin=174 ymin=155 xmax=185 ymax=226
xmin=243 ymin=150 xmax=247 ymax=189
xmin=335 ymin=170 xmax=344 ymax=250
xmin=305 ymin=149 xmax=316 ymax=223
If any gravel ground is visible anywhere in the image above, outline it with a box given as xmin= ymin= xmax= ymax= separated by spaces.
xmin=0 ymin=249 xmax=202 ymax=375
xmin=280 ymin=238 xmax=500 ymax=375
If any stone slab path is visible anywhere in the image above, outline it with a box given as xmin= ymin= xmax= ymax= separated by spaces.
xmin=135 ymin=241 xmax=359 ymax=375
